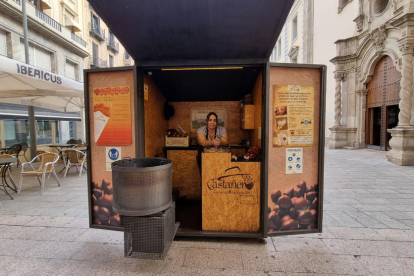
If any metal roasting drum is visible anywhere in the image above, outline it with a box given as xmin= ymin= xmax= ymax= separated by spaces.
xmin=111 ymin=158 xmax=172 ymax=216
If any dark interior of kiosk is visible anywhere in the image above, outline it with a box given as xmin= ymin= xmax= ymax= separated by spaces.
xmin=143 ymin=65 xmax=263 ymax=233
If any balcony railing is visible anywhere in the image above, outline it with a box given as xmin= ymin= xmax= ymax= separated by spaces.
xmin=35 ymin=7 xmax=61 ymax=32
xmin=107 ymin=37 xmax=119 ymax=52
xmin=90 ymin=56 xmax=107 ymax=68
xmin=89 ymin=22 xmax=105 ymax=41
xmin=71 ymin=32 xmax=86 ymax=48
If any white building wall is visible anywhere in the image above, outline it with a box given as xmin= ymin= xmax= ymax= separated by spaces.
xmin=313 ymin=0 xmax=359 ymax=139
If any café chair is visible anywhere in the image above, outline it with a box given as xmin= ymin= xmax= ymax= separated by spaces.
xmin=5 ymin=144 xmax=22 ymax=168
xmin=19 ymin=142 xmax=29 ymax=162
xmin=66 ymin=139 xmax=78 ymax=145
xmin=18 ymin=152 xmax=61 ymax=195
xmin=0 ymin=154 xmax=17 ymax=191
xmin=35 ymin=150 xmax=49 ymax=162
xmin=63 ymin=149 xmax=87 ymax=178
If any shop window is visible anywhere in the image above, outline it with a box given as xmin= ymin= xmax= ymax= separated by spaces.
xmin=291 ymin=16 xmax=297 ymax=42
xmin=125 ymin=51 xmax=130 ymax=59
xmin=109 ymin=54 xmax=114 ymax=67
xmin=65 ymin=59 xmax=77 ymax=80
xmin=19 ymin=42 xmax=52 ymax=71
xmin=277 ymin=39 xmax=281 ymax=60
xmin=69 ymin=121 xmax=77 ymax=140
xmin=0 ymin=30 xmax=7 ymax=57
xmin=374 ymin=0 xmax=389 ymax=14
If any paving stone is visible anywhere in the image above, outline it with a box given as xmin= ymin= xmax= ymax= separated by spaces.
xmin=0 ymin=214 xmax=36 ymax=225
xmin=323 ymin=203 xmax=357 ymax=211
xmin=325 ymin=211 xmax=365 ymax=228
xmin=172 ymin=237 xmax=222 ymax=249
xmin=350 ymin=204 xmax=394 ymax=212
xmin=71 ymin=242 xmax=126 ymax=263
xmin=295 ymin=253 xmax=370 ymax=275
xmin=322 ymin=239 xmax=414 ymax=257
xmin=271 ymin=237 xmax=330 ymax=254
xmin=322 ymin=213 xmax=343 ymax=227
xmin=362 ymin=212 xmax=412 ymax=229
xmin=75 ymin=228 xmax=124 ymax=244
xmin=357 ymin=255 xmax=414 ymax=276
xmin=376 ymin=229 xmax=414 ymax=241
xmin=327 ymin=227 xmax=384 ymax=240
xmin=343 ymin=210 xmax=387 ymax=228
xmin=241 ymin=251 xmax=306 ymax=273
xmin=25 ymin=240 xmax=86 ymax=259
xmin=183 ymin=248 xmax=242 ymax=270
xmin=24 ymin=216 xmax=76 ymax=227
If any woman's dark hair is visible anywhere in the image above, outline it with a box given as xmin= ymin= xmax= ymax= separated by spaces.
xmin=206 ymin=112 xmax=218 ymax=121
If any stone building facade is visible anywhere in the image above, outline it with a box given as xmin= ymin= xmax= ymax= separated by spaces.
xmin=330 ymin=0 xmax=414 ymax=165
xmin=0 ymin=0 xmax=132 ymax=148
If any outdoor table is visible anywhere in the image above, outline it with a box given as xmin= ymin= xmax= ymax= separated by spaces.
xmin=47 ymin=144 xmax=77 ymax=173
xmin=0 ymin=157 xmax=17 ymax=199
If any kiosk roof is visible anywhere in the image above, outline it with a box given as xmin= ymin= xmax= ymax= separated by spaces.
xmin=88 ymin=0 xmax=294 ymax=66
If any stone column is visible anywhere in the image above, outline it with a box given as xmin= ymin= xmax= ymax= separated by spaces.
xmin=329 ymin=73 xmax=348 ymax=149
xmin=387 ymin=43 xmax=414 ymax=165
xmin=355 ymin=89 xmax=368 ymax=148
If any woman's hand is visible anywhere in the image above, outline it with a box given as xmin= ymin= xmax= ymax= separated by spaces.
xmin=213 ymin=138 xmax=221 ymax=147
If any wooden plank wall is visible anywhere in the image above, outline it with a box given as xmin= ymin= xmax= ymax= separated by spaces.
xmin=249 ymin=71 xmax=262 ymax=148
xmin=144 ymin=76 xmax=169 ymax=157
xmin=168 ymin=101 xmax=249 ymax=145
xmin=202 ymin=153 xmax=260 ymax=232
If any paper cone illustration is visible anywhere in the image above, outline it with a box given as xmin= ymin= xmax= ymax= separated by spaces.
xmin=94 ymin=103 xmax=110 ymax=142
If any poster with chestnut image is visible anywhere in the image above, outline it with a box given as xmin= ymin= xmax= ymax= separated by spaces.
xmin=87 ymin=70 xmax=137 ymax=229
xmin=267 ymin=67 xmax=322 ymax=234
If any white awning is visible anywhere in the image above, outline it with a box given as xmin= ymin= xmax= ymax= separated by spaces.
xmin=65 ymin=16 xmax=82 ymax=32
xmin=0 ymin=55 xmax=84 ymax=113
xmin=40 ymin=0 xmax=52 ymax=10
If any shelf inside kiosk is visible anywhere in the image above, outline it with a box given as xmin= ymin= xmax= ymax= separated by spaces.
xmin=143 ymin=66 xmax=264 ymax=235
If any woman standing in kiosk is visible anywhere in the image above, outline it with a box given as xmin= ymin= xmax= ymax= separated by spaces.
xmin=197 ymin=112 xmax=228 ymax=147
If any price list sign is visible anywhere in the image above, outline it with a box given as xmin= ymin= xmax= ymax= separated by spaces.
xmin=273 ymin=85 xmax=314 ymax=147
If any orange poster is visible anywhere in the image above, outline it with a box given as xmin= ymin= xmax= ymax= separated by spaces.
xmin=93 ymin=86 xmax=132 ymax=146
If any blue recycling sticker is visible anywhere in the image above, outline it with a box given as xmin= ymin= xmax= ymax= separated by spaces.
xmin=108 ymin=148 xmax=119 ymax=160
xmin=288 ymin=157 xmax=293 ymax=161
xmin=297 ymin=157 xmax=301 ymax=162
xmin=296 ymin=164 xmax=301 ymax=169
xmin=292 ymin=153 xmax=296 ymax=157
xmin=288 ymin=165 xmax=292 ymax=170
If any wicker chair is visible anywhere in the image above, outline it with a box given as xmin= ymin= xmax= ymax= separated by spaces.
xmin=66 ymin=139 xmax=78 ymax=145
xmin=18 ymin=152 xmax=60 ymax=195
xmin=63 ymin=149 xmax=87 ymax=178
xmin=5 ymin=144 xmax=22 ymax=167
xmin=0 ymin=154 xmax=17 ymax=192
xmin=19 ymin=142 xmax=29 ymax=162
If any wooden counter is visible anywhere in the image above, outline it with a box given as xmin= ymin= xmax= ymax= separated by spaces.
xmin=201 ymin=152 xmax=260 ymax=232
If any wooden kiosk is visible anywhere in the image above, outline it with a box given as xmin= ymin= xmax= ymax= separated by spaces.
xmin=85 ymin=0 xmax=326 ymax=239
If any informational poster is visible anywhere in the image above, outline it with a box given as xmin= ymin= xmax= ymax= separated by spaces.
xmin=93 ymin=86 xmax=132 ymax=146
xmin=286 ymin=148 xmax=303 ymax=174
xmin=106 ymin=147 xmax=121 ymax=171
xmin=191 ymin=107 xmax=227 ymax=132
xmin=273 ymin=85 xmax=314 ymax=147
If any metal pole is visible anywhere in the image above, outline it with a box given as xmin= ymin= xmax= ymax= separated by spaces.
xmin=80 ymin=107 xmax=85 ymax=142
xmin=22 ymin=0 xmax=37 ymax=159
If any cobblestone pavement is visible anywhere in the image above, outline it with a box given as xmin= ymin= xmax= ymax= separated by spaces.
xmin=0 ymin=149 xmax=413 ymax=275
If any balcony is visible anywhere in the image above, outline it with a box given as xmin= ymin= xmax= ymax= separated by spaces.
xmin=90 ymin=56 xmax=107 ymax=68
xmin=0 ymin=0 xmax=88 ymax=56
xmin=107 ymin=37 xmax=119 ymax=53
xmin=35 ymin=7 xmax=61 ymax=31
xmin=89 ymin=23 xmax=105 ymax=42
xmin=71 ymin=32 xmax=86 ymax=48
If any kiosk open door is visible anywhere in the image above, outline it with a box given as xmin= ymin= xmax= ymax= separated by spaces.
xmin=264 ymin=63 xmax=326 ymax=236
